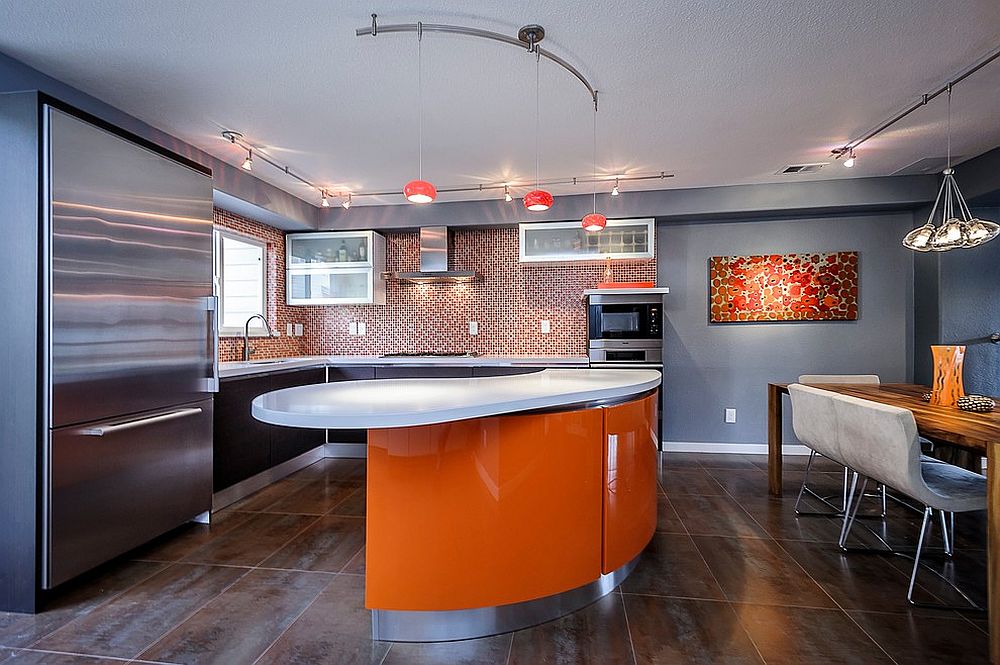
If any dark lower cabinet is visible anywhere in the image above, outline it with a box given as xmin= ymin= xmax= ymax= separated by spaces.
xmin=268 ymin=368 xmax=327 ymax=467
xmin=471 ymin=367 xmax=544 ymax=377
xmin=374 ymin=366 xmax=474 ymax=379
xmin=214 ymin=367 xmax=326 ymax=492
xmin=213 ymin=374 xmax=272 ymax=492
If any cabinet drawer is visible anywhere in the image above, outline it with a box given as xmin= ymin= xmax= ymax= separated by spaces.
xmin=48 ymin=399 xmax=213 ymax=588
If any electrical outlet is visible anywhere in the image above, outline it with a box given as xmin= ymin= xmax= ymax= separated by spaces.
xmin=286 ymin=323 xmax=294 ymax=336
xmin=540 ymin=320 xmax=551 ymax=334
xmin=469 ymin=321 xmax=479 ymax=336
xmin=294 ymin=323 xmax=303 ymax=336
xmin=349 ymin=322 xmax=358 ymax=335
xmin=725 ymin=408 xmax=737 ymax=424
xmin=358 ymin=321 xmax=367 ymax=335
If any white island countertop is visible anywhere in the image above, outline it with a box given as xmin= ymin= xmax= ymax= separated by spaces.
xmin=220 ymin=354 xmax=590 ymax=379
xmin=252 ymin=368 xmax=661 ymax=429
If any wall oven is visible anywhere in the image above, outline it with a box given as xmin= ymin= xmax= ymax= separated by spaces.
xmin=588 ymin=293 xmax=663 ymax=365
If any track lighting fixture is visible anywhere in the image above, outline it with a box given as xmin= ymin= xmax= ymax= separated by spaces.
xmin=321 ymin=190 xmax=330 ymax=207
xmin=611 ymin=178 xmax=620 ymax=196
xmin=241 ymin=150 xmax=253 ymax=171
xmin=342 ymin=193 xmax=352 ymax=209
xmin=504 ymin=185 xmax=513 ymax=202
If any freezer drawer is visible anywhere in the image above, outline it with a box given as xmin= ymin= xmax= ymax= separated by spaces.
xmin=46 ymin=398 xmax=213 ymax=589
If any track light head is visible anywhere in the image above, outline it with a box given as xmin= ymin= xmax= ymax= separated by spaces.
xmin=504 ymin=185 xmax=513 ymax=202
xmin=611 ymin=178 xmax=620 ymax=196
xmin=342 ymin=193 xmax=352 ymax=210
xmin=321 ymin=191 xmax=330 ymax=207
xmin=241 ymin=150 xmax=253 ymax=171
xmin=843 ymin=149 xmax=856 ymax=168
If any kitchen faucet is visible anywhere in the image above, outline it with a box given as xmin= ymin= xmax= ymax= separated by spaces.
xmin=243 ymin=314 xmax=277 ymax=361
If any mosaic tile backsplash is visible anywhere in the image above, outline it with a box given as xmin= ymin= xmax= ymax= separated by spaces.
xmin=215 ymin=208 xmax=657 ymax=360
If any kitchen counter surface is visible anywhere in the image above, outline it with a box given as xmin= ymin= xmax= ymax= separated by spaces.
xmin=219 ymin=354 xmax=590 ymax=378
xmin=252 ymin=368 xmax=661 ymax=429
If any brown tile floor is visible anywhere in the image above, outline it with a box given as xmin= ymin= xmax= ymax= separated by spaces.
xmin=0 ymin=454 xmax=989 ymax=664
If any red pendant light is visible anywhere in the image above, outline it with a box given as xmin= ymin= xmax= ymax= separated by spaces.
xmin=582 ymin=213 xmax=607 ymax=232
xmin=581 ymin=96 xmax=607 ymax=232
xmin=523 ymin=52 xmax=552 ymax=212
xmin=524 ymin=189 xmax=553 ymax=211
xmin=404 ymin=24 xmax=436 ymax=204
xmin=404 ymin=180 xmax=437 ymax=203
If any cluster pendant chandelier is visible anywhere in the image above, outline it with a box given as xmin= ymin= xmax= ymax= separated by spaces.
xmin=901 ymin=86 xmax=998 ymax=252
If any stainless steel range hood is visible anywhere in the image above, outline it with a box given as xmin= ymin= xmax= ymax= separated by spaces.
xmin=388 ymin=226 xmax=481 ymax=283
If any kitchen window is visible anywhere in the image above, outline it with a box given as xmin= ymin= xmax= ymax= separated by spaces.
xmin=214 ymin=229 xmax=267 ymax=336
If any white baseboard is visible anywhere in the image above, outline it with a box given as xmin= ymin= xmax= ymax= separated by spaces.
xmin=661 ymin=441 xmax=811 ymax=455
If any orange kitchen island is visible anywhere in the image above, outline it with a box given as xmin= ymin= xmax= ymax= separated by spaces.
xmin=253 ymin=368 xmax=660 ymax=641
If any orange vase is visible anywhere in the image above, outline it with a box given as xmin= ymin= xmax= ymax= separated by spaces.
xmin=929 ymin=345 xmax=966 ymax=407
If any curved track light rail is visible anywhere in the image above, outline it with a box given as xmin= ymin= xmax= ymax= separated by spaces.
xmin=355 ymin=14 xmax=600 ymax=111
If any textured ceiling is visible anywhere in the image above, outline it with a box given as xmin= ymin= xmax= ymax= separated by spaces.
xmin=1 ymin=0 xmax=998 ymax=207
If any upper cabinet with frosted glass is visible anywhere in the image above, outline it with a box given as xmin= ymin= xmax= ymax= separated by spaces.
xmin=519 ymin=219 xmax=655 ymax=263
xmin=285 ymin=231 xmax=386 ymax=305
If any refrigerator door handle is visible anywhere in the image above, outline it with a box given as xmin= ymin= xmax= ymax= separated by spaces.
xmin=203 ymin=294 xmax=220 ymax=393
xmin=79 ymin=407 xmax=203 ymax=437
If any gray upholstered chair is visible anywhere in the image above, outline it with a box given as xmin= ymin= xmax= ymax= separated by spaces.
xmin=833 ymin=392 xmax=986 ymax=607
xmin=788 ymin=384 xmax=849 ymax=515
xmin=792 ymin=375 xmax=883 ymax=515
xmin=798 ymin=374 xmax=881 ymax=385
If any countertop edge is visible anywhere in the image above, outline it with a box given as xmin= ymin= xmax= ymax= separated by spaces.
xmin=251 ymin=369 xmax=661 ymax=429
xmin=220 ymin=355 xmax=591 ymax=378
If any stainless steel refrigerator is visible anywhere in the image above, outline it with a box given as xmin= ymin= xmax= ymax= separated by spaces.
xmin=44 ymin=108 xmax=217 ymax=588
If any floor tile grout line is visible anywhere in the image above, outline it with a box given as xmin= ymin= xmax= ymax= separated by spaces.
xmin=721 ymin=601 xmax=768 ymax=665
xmin=504 ymin=631 xmax=514 ymax=665
xmin=245 ymin=513 xmax=326 ymax=569
xmin=617 ymin=589 xmax=639 ymax=665
xmin=23 ymin=559 xmax=171 ymax=652
xmin=251 ymin=573 xmax=339 ymax=665
xmin=125 ymin=563 xmax=256 ymax=662
xmin=11 ymin=646 xmax=138 ymax=662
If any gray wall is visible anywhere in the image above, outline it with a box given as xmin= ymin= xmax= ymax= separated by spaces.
xmin=913 ymin=205 xmax=1000 ymax=395
xmin=0 ymin=51 xmax=316 ymax=230
xmin=657 ymin=212 xmax=916 ymax=450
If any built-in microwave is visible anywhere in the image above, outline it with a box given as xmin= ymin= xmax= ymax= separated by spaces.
xmin=587 ymin=293 xmax=663 ymax=364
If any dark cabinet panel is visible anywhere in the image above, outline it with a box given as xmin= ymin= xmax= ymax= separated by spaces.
xmin=472 ymin=367 xmax=544 ymax=377
xmin=328 ymin=366 xmax=376 ymax=382
xmin=268 ymin=368 xmax=327 ymax=466
xmin=214 ymin=375 xmax=272 ymax=491
xmin=375 ymin=366 xmax=474 ymax=379
xmin=326 ymin=366 xmax=375 ymax=444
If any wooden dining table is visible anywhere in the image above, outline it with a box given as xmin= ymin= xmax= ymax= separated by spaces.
xmin=767 ymin=382 xmax=1000 ymax=663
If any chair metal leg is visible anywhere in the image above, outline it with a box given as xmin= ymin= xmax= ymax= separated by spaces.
xmin=939 ymin=509 xmax=953 ymax=557
xmin=907 ymin=507 xmax=932 ymax=604
xmin=880 ymin=484 xmax=887 ymax=518
xmin=839 ymin=473 xmax=865 ymax=550
xmin=793 ymin=450 xmax=816 ymax=515
xmin=841 ymin=466 xmax=849 ymax=512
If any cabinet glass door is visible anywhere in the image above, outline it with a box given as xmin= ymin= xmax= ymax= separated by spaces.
xmin=519 ymin=219 xmax=654 ymax=262
xmin=287 ymin=268 xmax=372 ymax=304
xmin=287 ymin=233 xmax=371 ymax=267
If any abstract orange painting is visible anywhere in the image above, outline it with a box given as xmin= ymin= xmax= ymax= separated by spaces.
xmin=709 ymin=252 xmax=858 ymax=322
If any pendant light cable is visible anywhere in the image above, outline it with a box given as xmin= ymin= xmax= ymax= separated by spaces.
xmin=534 ymin=51 xmax=540 ymax=188
xmin=418 ymin=23 xmax=423 ymax=181
xmin=592 ymin=103 xmax=598 ymax=213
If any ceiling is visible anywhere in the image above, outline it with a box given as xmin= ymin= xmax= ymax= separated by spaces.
xmin=1 ymin=1 xmax=998 ymax=208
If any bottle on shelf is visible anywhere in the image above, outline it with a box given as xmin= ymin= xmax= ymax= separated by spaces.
xmin=358 ymin=241 xmax=367 ymax=261
xmin=338 ymin=240 xmax=349 ymax=262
